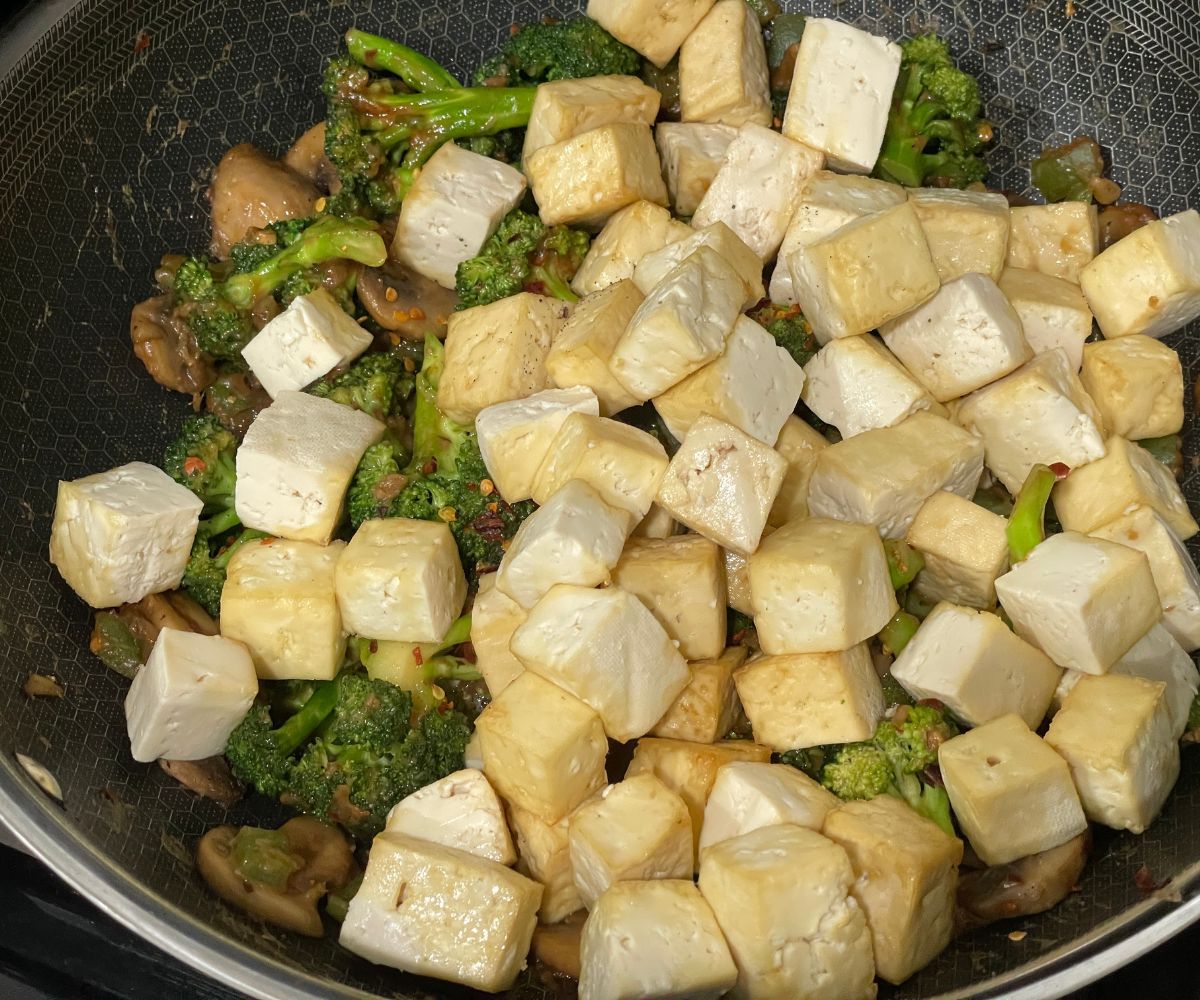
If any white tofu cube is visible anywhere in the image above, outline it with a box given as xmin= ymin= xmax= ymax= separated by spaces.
xmin=938 ymin=714 xmax=1088 ymax=866
xmin=392 ymin=141 xmax=527 ymax=288
xmin=954 ymin=350 xmax=1107 ymax=495
xmin=339 ymin=832 xmax=541 ymax=992
xmin=880 ymin=273 xmax=1032 ymax=402
xmin=587 ymin=0 xmax=716 ymax=67
xmin=699 ymin=824 xmax=877 ymax=1000
xmin=656 ymin=414 xmax=787 ymax=555
xmin=891 ymin=602 xmax=1061 ymax=729
xmin=523 ymin=74 xmax=661 ymax=163
xmin=679 ymin=0 xmax=771 ymax=128
xmin=801 ymin=334 xmax=935 ymax=438
xmin=906 ymin=491 xmax=1010 ymax=609
xmin=995 ymin=531 xmax=1162 ymax=675
xmin=240 ymin=288 xmax=372 ymax=398
xmin=786 ymin=201 xmax=941 ymax=343
xmin=507 ymin=804 xmax=582 ymax=923
xmin=571 ymin=200 xmax=692 ymax=295
xmin=438 ymin=292 xmax=567 ymax=425
xmin=735 ymin=645 xmax=885 ymax=750
xmin=654 ymin=315 xmax=804 ymax=445
xmin=1090 ymin=505 xmax=1200 ymax=651
xmin=384 ymin=768 xmax=516 ymax=865
xmin=656 ymin=122 xmax=738 ymax=217
xmin=692 ymin=124 xmax=826 ymax=260
xmin=610 ymin=245 xmax=745 ymax=401
xmin=124 ymin=628 xmax=257 ymax=763
xmin=233 ymin=391 xmax=383 ymax=544
xmin=579 ymin=880 xmax=738 ymax=1000
xmin=768 ymin=416 xmax=829 ymax=527
xmin=476 ymin=671 xmax=608 ymax=823
xmin=1045 ymin=674 xmax=1180 ymax=833
xmin=496 ymin=479 xmax=629 ymax=609
xmin=723 ymin=546 xmax=753 ymax=616
xmin=770 ymin=171 xmax=906 ymax=303
xmin=1007 ymin=202 xmax=1099 ymax=283
xmin=823 ymin=796 xmax=964 ymax=985
xmin=611 ymin=534 xmax=726 ymax=661
xmin=1080 ymin=335 xmax=1184 ymax=440
xmin=908 ymin=188 xmax=1011 ymax=283
xmin=782 ymin=18 xmax=901 ymax=174
xmin=335 ymin=519 xmax=466 ymax=643
xmin=749 ymin=516 xmax=896 ymax=654
xmin=475 ymin=386 xmax=601 ymax=503
xmin=633 ymin=502 xmax=679 ymax=539
xmin=632 ymin=222 xmax=765 ymax=307
xmin=1080 ymin=209 xmax=1200 ymax=340
xmin=470 ymin=574 xmax=526 ymax=697
xmin=998 ymin=267 xmax=1094 ymax=371
xmin=526 ymin=123 xmax=668 ymax=229
xmin=48 ymin=462 xmax=202 ymax=609
xmin=651 ymin=646 xmax=747 ymax=744
xmin=1052 ymin=434 xmax=1198 ymax=540
xmin=510 ymin=585 xmax=690 ymax=742
xmin=568 ymin=774 xmax=694 ymax=905
xmin=699 ymin=762 xmax=840 ymax=853
xmin=807 ymin=410 xmax=985 ymax=539
xmin=220 ymin=538 xmax=346 ymax=680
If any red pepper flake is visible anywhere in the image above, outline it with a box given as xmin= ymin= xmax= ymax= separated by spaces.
xmin=1050 ymin=462 xmax=1071 ymax=479
xmin=133 ymin=30 xmax=151 ymax=53
xmin=182 ymin=456 xmax=207 ymax=476
xmin=1134 ymin=864 xmax=1168 ymax=892
xmin=412 ymin=647 xmax=424 ymax=666
xmin=408 ymin=307 xmax=425 ymax=321
xmin=369 ymin=639 xmax=379 ymax=655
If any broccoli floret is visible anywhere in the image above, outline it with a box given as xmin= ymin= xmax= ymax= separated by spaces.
xmin=328 ymin=673 xmax=414 ymax=748
xmin=163 ymin=414 xmax=238 ymax=513
xmin=182 ymin=524 xmax=267 ymax=617
xmin=456 ymin=209 xmax=589 ymax=308
xmin=309 ymin=350 xmax=416 ymax=422
xmin=746 ymin=301 xmax=818 ymax=368
xmin=228 ymin=218 xmax=316 ymax=273
xmin=474 ymin=17 xmax=640 ymax=86
xmin=875 ymin=704 xmax=958 ymax=773
xmin=820 ymin=743 xmax=894 ymax=799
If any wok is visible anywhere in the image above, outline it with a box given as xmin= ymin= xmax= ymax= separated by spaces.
xmin=0 ymin=0 xmax=1198 ymax=997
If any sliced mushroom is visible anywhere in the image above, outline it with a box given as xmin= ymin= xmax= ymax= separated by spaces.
xmin=282 ymin=122 xmax=341 ymax=194
xmin=356 ymin=259 xmax=458 ymax=340
xmin=1099 ymin=202 xmax=1158 ymax=250
xmin=117 ymin=592 xmax=218 ymax=657
xmin=209 ymin=144 xmax=320 ymax=260
xmin=130 ymin=294 xmax=215 ymax=397
xmin=159 ymin=757 xmax=244 ymax=808
xmin=205 ymin=372 xmax=272 ymax=439
xmin=532 ymin=911 xmax=586 ymax=981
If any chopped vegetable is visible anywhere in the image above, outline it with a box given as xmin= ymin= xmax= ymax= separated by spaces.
xmin=1031 ymin=136 xmax=1105 ymax=203
xmin=474 ymin=17 xmax=641 ymax=86
xmin=746 ymin=300 xmax=819 ymax=368
xmin=884 ymin=538 xmax=926 ymax=590
xmin=1006 ymin=463 xmax=1068 ymax=564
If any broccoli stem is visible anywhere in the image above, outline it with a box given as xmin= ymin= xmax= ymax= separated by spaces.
xmin=368 ymin=88 xmax=536 ymax=157
xmin=1007 ymin=463 xmax=1066 ymax=563
xmin=274 ymin=680 xmax=342 ymax=757
xmin=344 ymin=28 xmax=461 ymax=91
xmin=532 ymin=265 xmax=580 ymax=303
xmin=884 ymin=538 xmax=925 ymax=590
xmin=204 ymin=506 xmax=243 ymax=537
xmin=215 ymin=529 xmax=268 ymax=570
xmin=879 ymin=610 xmax=921 ymax=655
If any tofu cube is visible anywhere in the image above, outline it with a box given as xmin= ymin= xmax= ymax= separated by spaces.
xmin=735 ymin=646 xmax=885 ymax=750
xmin=1079 ymin=209 xmax=1200 ymax=340
xmin=1090 ymin=504 xmax=1200 ymax=651
xmin=611 ymin=534 xmax=726 ymax=660
xmin=475 ymin=386 xmax=601 ymax=503
xmin=611 ymin=246 xmax=745 ymax=401
xmin=656 ymin=414 xmax=787 ymax=555
xmin=906 ymin=491 xmax=1010 ymax=609
xmin=124 ymin=628 xmax=257 ymax=763
xmin=579 ymin=880 xmax=738 ymax=1000
xmin=384 ymin=768 xmax=516 ymax=865
xmin=880 ymin=273 xmax=1032 ymax=402
xmin=571 ymin=200 xmax=692 ymax=295
xmin=507 ymin=804 xmax=582 ymax=923
xmin=807 ymin=410 xmax=986 ymax=539
xmin=339 ymin=832 xmax=541 ymax=992
xmin=392 ymin=141 xmax=527 ymax=288
xmin=656 ymin=122 xmax=738 ymax=217
xmin=526 ymin=123 xmax=668 ymax=229
xmin=546 ymin=280 xmax=644 ymax=416
xmin=220 ymin=538 xmax=346 ymax=681
xmin=823 ymin=796 xmax=964 ymax=985
xmin=954 ymin=350 xmax=1108 ymax=496
xmin=995 ymin=531 xmax=1162 ymax=674
xmin=801 ymin=334 xmax=935 ymax=438
xmin=1052 ymin=434 xmax=1198 ymax=540
xmin=1007 ymin=202 xmax=1099 ymax=283
xmin=510 ymin=585 xmax=690 ymax=742
xmin=700 ymin=761 xmax=840 ymax=853
xmin=679 ymin=0 xmax=772 ymax=128
xmin=234 ymin=390 xmax=383 ymax=544
xmin=568 ymin=774 xmax=694 ymax=905
xmin=470 ymin=574 xmax=526 ymax=698
xmin=633 ymin=222 xmax=765 ymax=307
xmin=651 ymin=646 xmax=747 ymax=744
xmin=787 ymin=201 xmax=942 ymax=343
xmin=770 ymin=170 xmax=906 ymax=303
xmin=1080 ymin=335 xmax=1184 ymax=440
xmin=698 ymin=825 xmax=877 ymax=1000
xmin=1045 ymin=674 xmax=1180 ymax=833
xmin=634 ymin=502 xmax=679 ymax=539
xmin=724 ymin=546 xmax=754 ymax=616
xmin=692 ymin=124 xmax=826 ymax=260
xmin=908 ymin=188 xmax=1011 ymax=283
xmin=532 ymin=411 xmax=668 ymax=525
xmin=523 ymin=75 xmax=660 ymax=163
xmin=586 ymin=0 xmax=717 ymax=68
xmin=891 ymin=602 xmax=1061 ymax=728
xmin=938 ymin=714 xmax=1088 ymax=865
xmin=49 ymin=462 xmax=202 ymax=609
xmin=767 ymin=415 xmax=829 ymax=527
xmin=437 ymin=292 xmax=567 ymax=425
xmin=998 ymin=267 xmax=1094 ymax=371
xmin=749 ymin=517 xmax=896 ymax=654
xmin=475 ymin=671 xmax=608 ymax=823
xmin=240 ymin=288 xmax=372 ymax=398
xmin=335 ymin=519 xmax=466 ymax=643
xmin=654 ymin=315 xmax=804 ymax=445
